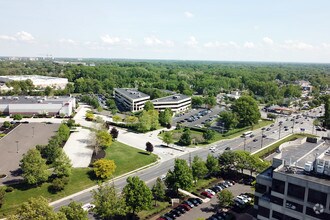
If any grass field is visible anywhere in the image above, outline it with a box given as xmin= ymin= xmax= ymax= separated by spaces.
xmin=0 ymin=141 xmax=158 ymax=217
xmin=159 ymin=120 xmax=273 ymax=147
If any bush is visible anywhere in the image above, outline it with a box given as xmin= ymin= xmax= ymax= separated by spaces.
xmin=49 ymin=177 xmax=69 ymax=193
xmin=5 ymin=186 xmax=14 ymax=193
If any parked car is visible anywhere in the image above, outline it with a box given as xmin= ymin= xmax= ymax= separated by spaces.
xmin=210 ymin=186 xmax=221 ymax=193
xmin=225 ymin=147 xmax=231 ymax=150
xmin=188 ymin=198 xmax=200 ymax=206
xmin=205 ymin=188 xmax=216 ymax=195
xmin=82 ymin=203 xmax=95 ymax=211
xmin=201 ymin=191 xmax=213 ymax=198
xmin=164 ymin=212 xmax=176 ymax=219
xmin=182 ymin=200 xmax=194 ymax=208
xmin=240 ymin=193 xmax=253 ymax=202
xmin=170 ymin=209 xmax=181 ymax=217
xmin=253 ymin=138 xmax=258 ymax=142
xmin=175 ymin=206 xmax=186 ymax=214
xmin=179 ymin=204 xmax=191 ymax=211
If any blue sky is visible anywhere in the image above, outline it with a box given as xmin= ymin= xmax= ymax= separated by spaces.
xmin=1 ymin=0 xmax=330 ymax=62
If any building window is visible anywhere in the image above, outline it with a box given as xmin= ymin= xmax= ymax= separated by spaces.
xmin=285 ymin=200 xmax=303 ymax=213
xmin=306 ymin=206 xmax=330 ymax=219
xmin=272 ymin=179 xmax=285 ymax=194
xmin=272 ymin=211 xmax=283 ymax=220
xmin=254 ymin=196 xmax=259 ymax=206
xmin=258 ymin=206 xmax=270 ymax=218
xmin=308 ymin=189 xmax=327 ymax=205
xmin=255 ymin=183 xmax=267 ymax=194
xmin=271 ymin=195 xmax=283 ymax=206
xmin=287 ymin=183 xmax=305 ymax=200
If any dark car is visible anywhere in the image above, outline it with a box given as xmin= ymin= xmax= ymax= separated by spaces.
xmin=253 ymin=138 xmax=258 ymax=142
xmin=194 ymin=197 xmax=203 ymax=204
xmin=179 ymin=204 xmax=191 ymax=211
xmin=262 ymin=134 xmax=267 ymax=138
xmin=164 ymin=212 xmax=176 ymax=219
xmin=266 ymin=128 xmax=271 ymax=131
xmin=225 ymin=147 xmax=231 ymax=150
xmin=210 ymin=186 xmax=221 ymax=193
xmin=161 ymin=215 xmax=174 ymax=220
xmin=170 ymin=209 xmax=181 ymax=217
xmin=188 ymin=198 xmax=200 ymax=206
xmin=174 ymin=206 xmax=186 ymax=214
xmin=182 ymin=200 xmax=194 ymax=208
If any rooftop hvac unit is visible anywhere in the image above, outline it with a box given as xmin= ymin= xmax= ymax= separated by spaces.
xmin=304 ymin=161 xmax=313 ymax=172
xmin=317 ymin=164 xmax=325 ymax=174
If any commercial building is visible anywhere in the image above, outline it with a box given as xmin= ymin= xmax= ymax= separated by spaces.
xmin=113 ymin=88 xmax=150 ymax=112
xmin=114 ymin=88 xmax=192 ymax=113
xmin=0 ymin=75 xmax=68 ymax=89
xmin=0 ymin=96 xmax=76 ymax=116
xmin=152 ymin=94 xmax=191 ymax=113
xmin=254 ymin=137 xmax=330 ymax=220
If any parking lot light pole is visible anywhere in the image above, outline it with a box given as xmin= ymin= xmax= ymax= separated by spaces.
xmin=16 ymin=141 xmax=19 ymax=153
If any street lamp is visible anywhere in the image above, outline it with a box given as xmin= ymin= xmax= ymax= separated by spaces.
xmin=15 ymin=141 xmax=19 ymax=153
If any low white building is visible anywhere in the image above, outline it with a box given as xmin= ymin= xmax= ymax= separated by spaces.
xmin=152 ymin=94 xmax=191 ymax=113
xmin=0 ymin=96 xmax=76 ymax=116
xmin=0 ymin=75 xmax=68 ymax=89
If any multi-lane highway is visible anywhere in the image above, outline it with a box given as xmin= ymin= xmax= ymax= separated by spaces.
xmin=51 ymin=106 xmax=329 ymax=219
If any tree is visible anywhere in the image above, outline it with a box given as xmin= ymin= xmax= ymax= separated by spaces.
xmin=123 ymin=176 xmax=153 ymax=215
xmin=93 ymin=159 xmax=116 ymax=179
xmin=96 ymin=129 xmax=113 ymax=149
xmin=8 ymin=196 xmax=65 ymax=220
xmin=59 ymin=201 xmax=88 ymax=220
xmin=179 ymin=129 xmax=192 ymax=146
xmin=205 ymin=154 xmax=219 ymax=175
xmin=137 ymin=110 xmax=151 ymax=132
xmin=152 ymin=177 xmax=166 ymax=206
xmin=20 ymin=149 xmax=50 ymax=185
xmin=92 ymin=183 xmax=127 ymax=219
xmin=203 ymin=129 xmax=216 ymax=142
xmin=145 ymin=142 xmax=154 ymax=154
xmin=13 ymin=114 xmax=23 ymax=121
xmin=3 ymin=121 xmax=11 ymax=128
xmin=110 ymin=127 xmax=119 ymax=139
xmin=44 ymin=86 xmax=53 ymax=96
xmin=219 ymin=111 xmax=239 ymax=130
xmin=163 ymin=131 xmax=173 ymax=146
xmin=40 ymin=137 xmax=62 ymax=164
xmin=106 ymin=99 xmax=118 ymax=114
xmin=144 ymin=101 xmax=154 ymax=111
xmin=112 ymin=114 xmax=122 ymax=123
xmin=0 ymin=187 xmax=5 ymax=208
xmin=85 ymin=111 xmax=94 ymax=121
xmin=97 ymin=106 xmax=103 ymax=113
xmin=231 ymin=96 xmax=261 ymax=127
xmin=204 ymin=96 xmax=217 ymax=109
xmin=165 ymin=159 xmax=193 ymax=192
xmin=58 ymin=123 xmax=70 ymax=143
xmin=192 ymin=96 xmax=204 ymax=107
xmin=191 ymin=156 xmax=208 ymax=181
xmin=50 ymin=177 xmax=69 ymax=192
xmin=218 ymin=189 xmax=234 ymax=208
xmin=53 ymin=150 xmax=72 ymax=177
xmin=148 ymin=109 xmax=160 ymax=130
xmin=159 ymin=108 xmax=172 ymax=126
xmin=218 ymin=150 xmax=236 ymax=172
xmin=124 ymin=115 xmax=139 ymax=126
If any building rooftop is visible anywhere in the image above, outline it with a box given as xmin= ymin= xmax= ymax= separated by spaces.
xmin=0 ymin=75 xmax=67 ymax=81
xmin=0 ymin=96 xmax=73 ymax=105
xmin=152 ymin=94 xmax=190 ymax=103
xmin=114 ymin=88 xmax=150 ymax=100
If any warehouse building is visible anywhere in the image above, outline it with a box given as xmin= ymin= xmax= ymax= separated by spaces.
xmin=0 ymin=96 xmax=76 ymax=116
xmin=254 ymin=138 xmax=330 ymax=220
xmin=152 ymin=94 xmax=191 ymax=113
xmin=0 ymin=75 xmax=68 ymax=89
xmin=113 ymin=88 xmax=150 ymax=112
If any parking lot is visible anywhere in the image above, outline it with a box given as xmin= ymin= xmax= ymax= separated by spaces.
xmin=0 ymin=122 xmax=59 ymax=184
xmin=172 ymin=106 xmax=224 ymax=129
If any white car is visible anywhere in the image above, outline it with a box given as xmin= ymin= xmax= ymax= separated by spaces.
xmin=236 ymin=195 xmax=249 ymax=203
xmin=205 ymin=189 xmax=216 ymax=196
xmin=82 ymin=203 xmax=95 ymax=211
xmin=160 ymin=174 xmax=166 ymax=181
xmin=209 ymin=146 xmax=216 ymax=151
xmin=240 ymin=194 xmax=252 ymax=202
xmin=234 ymin=197 xmax=246 ymax=205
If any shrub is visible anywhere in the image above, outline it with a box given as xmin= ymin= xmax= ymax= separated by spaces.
xmin=5 ymin=186 xmax=14 ymax=193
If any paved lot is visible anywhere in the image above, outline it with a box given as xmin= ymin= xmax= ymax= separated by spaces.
xmin=0 ymin=123 xmax=60 ymax=185
xmin=63 ymin=127 xmax=94 ymax=168
xmin=174 ymin=183 xmax=254 ymax=220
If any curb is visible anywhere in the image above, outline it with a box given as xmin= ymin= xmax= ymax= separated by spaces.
xmin=49 ymin=159 xmax=160 ymax=206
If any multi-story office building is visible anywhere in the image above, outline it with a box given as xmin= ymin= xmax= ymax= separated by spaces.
xmin=152 ymin=94 xmax=191 ymax=113
xmin=113 ymin=88 xmax=150 ymax=112
xmin=254 ymin=138 xmax=330 ymax=220
xmin=0 ymin=96 xmax=76 ymax=116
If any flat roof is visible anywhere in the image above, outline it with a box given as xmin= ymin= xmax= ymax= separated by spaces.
xmin=114 ymin=88 xmax=150 ymax=100
xmin=0 ymin=96 xmax=73 ymax=105
xmin=152 ymin=94 xmax=190 ymax=103
xmin=0 ymin=75 xmax=67 ymax=81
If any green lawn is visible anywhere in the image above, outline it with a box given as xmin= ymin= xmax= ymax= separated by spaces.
xmin=159 ymin=120 xmax=274 ymax=147
xmin=138 ymin=201 xmax=170 ymax=220
xmin=253 ymin=133 xmax=317 ymax=159
xmin=0 ymin=141 xmax=158 ymax=217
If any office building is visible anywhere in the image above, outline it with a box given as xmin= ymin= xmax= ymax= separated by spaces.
xmin=113 ymin=88 xmax=150 ymax=112
xmin=152 ymin=94 xmax=191 ymax=113
xmin=254 ymin=137 xmax=330 ymax=220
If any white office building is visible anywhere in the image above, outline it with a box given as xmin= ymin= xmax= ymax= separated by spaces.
xmin=0 ymin=75 xmax=68 ymax=89
xmin=113 ymin=88 xmax=150 ymax=112
xmin=152 ymin=94 xmax=191 ymax=113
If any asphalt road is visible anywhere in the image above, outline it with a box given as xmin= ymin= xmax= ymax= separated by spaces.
xmin=51 ymin=106 xmax=330 ymax=219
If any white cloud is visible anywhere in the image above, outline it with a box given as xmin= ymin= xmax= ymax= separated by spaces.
xmin=15 ymin=31 xmax=35 ymax=42
xmin=144 ymin=36 xmax=174 ymax=47
xmin=0 ymin=35 xmax=16 ymax=41
xmin=263 ymin=37 xmax=274 ymax=45
xmin=185 ymin=36 xmax=198 ymax=48
xmin=100 ymin=35 xmax=121 ymax=45
xmin=244 ymin=42 xmax=255 ymax=48
xmin=322 ymin=43 xmax=330 ymax=48
xmin=184 ymin=11 xmax=194 ymax=18
xmin=282 ymin=40 xmax=314 ymax=50
xmin=204 ymin=41 xmax=240 ymax=49
xmin=59 ymin=38 xmax=78 ymax=45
